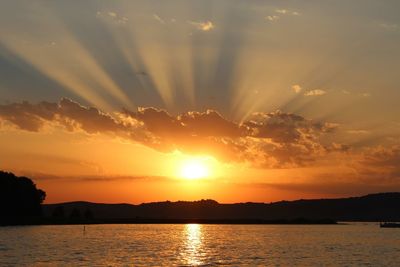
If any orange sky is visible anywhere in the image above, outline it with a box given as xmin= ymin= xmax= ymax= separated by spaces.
xmin=1 ymin=101 xmax=399 ymax=203
xmin=1 ymin=1 xmax=400 ymax=203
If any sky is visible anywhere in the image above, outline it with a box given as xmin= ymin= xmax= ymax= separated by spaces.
xmin=1 ymin=0 xmax=400 ymax=204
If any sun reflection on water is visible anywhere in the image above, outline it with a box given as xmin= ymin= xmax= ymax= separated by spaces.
xmin=181 ymin=224 xmax=204 ymax=266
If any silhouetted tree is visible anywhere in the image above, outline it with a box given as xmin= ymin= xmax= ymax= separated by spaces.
xmin=69 ymin=208 xmax=81 ymax=219
xmin=52 ymin=206 xmax=65 ymax=218
xmin=0 ymin=171 xmax=46 ymax=220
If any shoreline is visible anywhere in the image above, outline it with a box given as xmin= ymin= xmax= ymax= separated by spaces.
xmin=1 ymin=217 xmax=337 ymax=226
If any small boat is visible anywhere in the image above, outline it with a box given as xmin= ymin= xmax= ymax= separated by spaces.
xmin=380 ymin=222 xmax=400 ymax=228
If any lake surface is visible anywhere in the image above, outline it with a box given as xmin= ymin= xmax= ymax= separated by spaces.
xmin=1 ymin=223 xmax=400 ymax=266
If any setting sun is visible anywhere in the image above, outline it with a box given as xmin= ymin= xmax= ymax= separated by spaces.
xmin=179 ymin=160 xmax=210 ymax=180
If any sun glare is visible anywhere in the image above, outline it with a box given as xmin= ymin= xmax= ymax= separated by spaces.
xmin=179 ymin=160 xmax=210 ymax=180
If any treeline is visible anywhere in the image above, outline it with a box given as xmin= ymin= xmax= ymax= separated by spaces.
xmin=0 ymin=171 xmax=46 ymax=225
xmin=51 ymin=206 xmax=95 ymax=222
xmin=43 ymin=193 xmax=400 ymax=222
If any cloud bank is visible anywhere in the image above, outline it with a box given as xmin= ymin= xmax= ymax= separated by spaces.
xmin=1 ymin=98 xmax=397 ymax=177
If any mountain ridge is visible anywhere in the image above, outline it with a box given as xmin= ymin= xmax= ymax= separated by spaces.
xmin=43 ymin=192 xmax=400 ymax=222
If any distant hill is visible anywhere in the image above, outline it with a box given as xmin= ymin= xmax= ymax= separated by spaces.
xmin=43 ymin=193 xmax=400 ymax=222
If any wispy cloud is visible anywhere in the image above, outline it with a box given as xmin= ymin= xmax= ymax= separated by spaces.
xmin=96 ymin=11 xmax=128 ymax=24
xmin=380 ymin=23 xmax=399 ymax=31
xmin=347 ymin=130 xmax=370 ymax=135
xmin=188 ymin=21 xmax=215 ymax=31
xmin=342 ymin=90 xmax=351 ymax=95
xmin=275 ymin=9 xmax=300 ymax=16
xmin=341 ymin=90 xmax=371 ymax=98
xmin=153 ymin=14 xmax=166 ymax=24
xmin=304 ymin=89 xmax=327 ymax=96
xmin=292 ymin=84 xmax=302 ymax=93
xmin=108 ymin=12 xmax=117 ymax=17
xmin=267 ymin=8 xmax=300 ymax=22
xmin=23 ymin=172 xmax=168 ymax=183
xmin=266 ymin=15 xmax=280 ymax=22
xmin=275 ymin=9 xmax=288 ymax=14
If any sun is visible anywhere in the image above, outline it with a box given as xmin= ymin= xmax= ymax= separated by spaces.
xmin=179 ymin=159 xmax=210 ymax=180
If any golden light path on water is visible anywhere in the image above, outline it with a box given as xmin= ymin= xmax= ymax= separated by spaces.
xmin=181 ymin=224 xmax=204 ymax=266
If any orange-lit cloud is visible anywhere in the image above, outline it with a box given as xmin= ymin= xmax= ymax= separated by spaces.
xmin=1 ymin=98 xmax=400 ymax=184
xmin=0 ymin=98 xmax=339 ymax=169
xmin=292 ymin=85 xmax=302 ymax=93
xmin=188 ymin=21 xmax=215 ymax=31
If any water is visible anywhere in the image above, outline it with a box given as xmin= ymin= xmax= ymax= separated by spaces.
xmin=1 ymin=223 xmax=400 ymax=266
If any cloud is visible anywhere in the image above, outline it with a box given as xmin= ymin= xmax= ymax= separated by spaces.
xmin=340 ymin=90 xmax=370 ymax=98
xmin=275 ymin=9 xmax=300 ymax=16
xmin=96 ymin=11 xmax=128 ymax=25
xmin=304 ymin=89 xmax=327 ymax=96
xmin=3 ymin=98 xmax=398 ymax=178
xmin=244 ymin=111 xmax=336 ymax=142
xmin=153 ymin=14 xmax=166 ymax=24
xmin=347 ymin=130 xmax=369 ymax=135
xmin=362 ymin=145 xmax=400 ymax=169
xmin=342 ymin=90 xmax=351 ymax=95
xmin=240 ymin=111 xmax=338 ymax=168
xmin=19 ymin=171 xmax=167 ymax=183
xmin=75 ymin=175 xmax=166 ymax=183
xmin=266 ymin=15 xmax=280 ymax=22
xmin=0 ymin=98 xmax=342 ymax=169
xmin=267 ymin=9 xmax=300 ymax=22
xmin=275 ymin=9 xmax=288 ymax=14
xmin=0 ymin=98 xmax=122 ymax=133
xmin=361 ymin=93 xmax=371 ymax=97
xmin=188 ymin=21 xmax=215 ymax=31
xmin=380 ymin=23 xmax=399 ymax=31
xmin=356 ymin=145 xmax=400 ymax=181
xmin=259 ymin=180 xmax=400 ymax=196
xmin=292 ymin=84 xmax=302 ymax=93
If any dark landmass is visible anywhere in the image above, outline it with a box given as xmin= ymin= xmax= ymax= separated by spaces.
xmin=2 ymin=170 xmax=400 ymax=226
xmin=380 ymin=222 xmax=400 ymax=228
xmin=38 ymin=192 xmax=400 ymax=225
xmin=2 ymin=217 xmax=336 ymax=226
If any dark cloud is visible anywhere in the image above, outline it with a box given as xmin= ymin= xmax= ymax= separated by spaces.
xmin=74 ymin=175 xmax=166 ymax=183
xmin=0 ymin=101 xmax=57 ymax=131
xmin=17 ymin=171 xmax=167 ymax=183
xmin=244 ymin=111 xmax=336 ymax=143
xmin=57 ymin=98 xmax=121 ymax=133
xmin=357 ymin=145 xmax=400 ymax=180
xmin=0 ymin=98 xmax=121 ymax=133
xmin=179 ymin=110 xmax=245 ymax=138
xmin=362 ymin=145 xmax=400 ymax=168
xmin=0 ymin=98 xmax=343 ymax=168
xmin=251 ymin=181 xmax=400 ymax=196
xmin=123 ymin=108 xmax=244 ymax=138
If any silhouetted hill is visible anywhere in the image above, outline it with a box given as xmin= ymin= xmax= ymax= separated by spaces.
xmin=43 ymin=193 xmax=400 ymax=222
